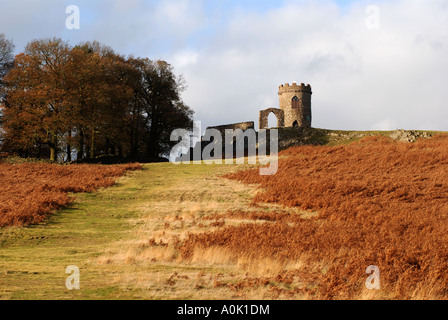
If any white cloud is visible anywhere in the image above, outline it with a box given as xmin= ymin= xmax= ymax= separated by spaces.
xmin=173 ymin=50 xmax=198 ymax=68
xmin=1 ymin=0 xmax=448 ymax=132
xmin=171 ymin=0 xmax=448 ymax=131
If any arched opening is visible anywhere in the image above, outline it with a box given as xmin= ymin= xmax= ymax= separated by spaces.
xmin=259 ymin=108 xmax=284 ymax=129
xmin=292 ymin=120 xmax=299 ymax=128
xmin=268 ymin=112 xmax=278 ymax=128
xmin=292 ymin=96 xmax=300 ymax=109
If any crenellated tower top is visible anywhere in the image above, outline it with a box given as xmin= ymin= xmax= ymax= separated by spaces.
xmin=278 ymin=82 xmax=312 ymax=95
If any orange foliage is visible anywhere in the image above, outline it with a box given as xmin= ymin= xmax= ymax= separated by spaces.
xmin=181 ymin=136 xmax=448 ymax=299
xmin=0 ymin=163 xmax=141 ymax=228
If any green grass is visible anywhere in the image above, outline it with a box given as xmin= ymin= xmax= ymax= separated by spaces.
xmin=1 ymin=164 xmax=150 ymax=299
xmin=0 ymin=162 xmax=247 ymax=300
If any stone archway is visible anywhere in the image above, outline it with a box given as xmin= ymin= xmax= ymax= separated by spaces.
xmin=259 ymin=108 xmax=284 ymax=129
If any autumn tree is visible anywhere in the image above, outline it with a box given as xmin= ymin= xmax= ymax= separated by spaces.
xmin=0 ymin=34 xmax=15 ymax=147
xmin=1 ymin=38 xmax=194 ymax=162
xmin=2 ymin=38 xmax=71 ymax=161
xmin=127 ymin=58 xmax=193 ymax=160
xmin=65 ymin=41 xmax=133 ymax=161
xmin=0 ymin=34 xmax=14 ymax=89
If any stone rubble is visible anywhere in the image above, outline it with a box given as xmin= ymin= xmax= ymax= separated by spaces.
xmin=389 ymin=129 xmax=432 ymax=143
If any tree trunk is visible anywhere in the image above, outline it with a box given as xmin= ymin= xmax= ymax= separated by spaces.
xmin=90 ymin=128 xmax=95 ymax=159
xmin=78 ymin=129 xmax=84 ymax=161
xmin=49 ymin=135 xmax=57 ymax=162
xmin=146 ymin=111 xmax=159 ymax=159
xmin=66 ymin=129 xmax=72 ymax=163
xmin=50 ymin=147 xmax=55 ymax=162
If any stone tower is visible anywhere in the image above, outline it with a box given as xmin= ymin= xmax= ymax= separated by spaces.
xmin=278 ymin=82 xmax=312 ymax=128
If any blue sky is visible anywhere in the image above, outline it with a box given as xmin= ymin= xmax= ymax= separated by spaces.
xmin=3 ymin=0 xmax=364 ymax=56
xmin=1 ymin=0 xmax=448 ymax=131
xmin=68 ymin=0 xmax=360 ymax=55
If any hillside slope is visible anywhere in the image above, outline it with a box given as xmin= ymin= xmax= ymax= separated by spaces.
xmin=276 ymin=127 xmax=442 ymax=150
xmin=220 ymin=134 xmax=448 ymax=299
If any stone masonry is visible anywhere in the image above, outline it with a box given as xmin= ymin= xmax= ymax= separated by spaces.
xmin=259 ymin=82 xmax=312 ymax=129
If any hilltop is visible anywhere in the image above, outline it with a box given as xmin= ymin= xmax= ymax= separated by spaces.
xmin=275 ymin=127 xmax=443 ymax=150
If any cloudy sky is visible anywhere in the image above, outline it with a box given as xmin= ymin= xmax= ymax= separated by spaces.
xmin=1 ymin=0 xmax=447 ymax=131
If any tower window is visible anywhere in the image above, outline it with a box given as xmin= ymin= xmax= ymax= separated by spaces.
xmin=292 ymin=96 xmax=300 ymax=109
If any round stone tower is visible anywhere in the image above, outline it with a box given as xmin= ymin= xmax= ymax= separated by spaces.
xmin=278 ymin=82 xmax=312 ymax=128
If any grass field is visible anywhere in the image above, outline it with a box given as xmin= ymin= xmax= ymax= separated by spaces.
xmin=0 ymin=163 xmax=141 ymax=227
xmin=0 ymin=162 xmax=271 ymax=299
xmin=2 ymin=130 xmax=448 ymax=300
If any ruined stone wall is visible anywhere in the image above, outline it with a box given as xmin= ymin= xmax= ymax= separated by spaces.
xmin=177 ymin=121 xmax=255 ymax=162
xmin=278 ymin=83 xmax=312 ymax=128
xmin=206 ymin=121 xmax=255 ymax=136
xmin=259 ymin=108 xmax=284 ymax=129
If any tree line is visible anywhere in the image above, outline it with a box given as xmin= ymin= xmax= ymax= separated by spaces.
xmin=0 ymin=34 xmax=194 ymax=162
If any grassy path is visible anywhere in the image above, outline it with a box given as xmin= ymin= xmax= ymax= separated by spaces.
xmin=0 ymin=162 xmax=264 ymax=300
